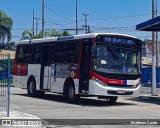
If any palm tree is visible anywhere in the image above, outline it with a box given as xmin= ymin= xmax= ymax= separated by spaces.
xmin=21 ymin=30 xmax=32 ymax=40
xmin=49 ymin=29 xmax=70 ymax=37
xmin=20 ymin=29 xmax=70 ymax=40
xmin=0 ymin=10 xmax=13 ymax=43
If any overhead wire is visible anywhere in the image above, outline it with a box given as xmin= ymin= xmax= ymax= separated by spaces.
xmin=44 ymin=5 xmax=156 ymax=28
xmin=88 ymin=14 xmax=152 ymax=22
xmin=11 ymin=8 xmax=160 ymax=39
xmin=45 ymin=6 xmax=74 ymax=22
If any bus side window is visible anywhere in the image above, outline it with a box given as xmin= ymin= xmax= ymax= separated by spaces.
xmin=17 ymin=46 xmax=24 ymax=64
xmin=24 ymin=45 xmax=32 ymax=64
xmin=53 ymin=42 xmax=65 ymax=64
xmin=50 ymin=46 xmax=54 ymax=64
xmin=32 ymin=45 xmax=41 ymax=63
xmin=67 ymin=41 xmax=80 ymax=52
xmin=66 ymin=53 xmax=79 ymax=63
xmin=54 ymin=53 xmax=65 ymax=63
xmin=55 ymin=42 xmax=65 ymax=52
xmin=65 ymin=41 xmax=80 ymax=64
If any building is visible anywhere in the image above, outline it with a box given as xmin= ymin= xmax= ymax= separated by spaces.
xmin=142 ymin=39 xmax=160 ymax=66
xmin=0 ymin=49 xmax=15 ymax=59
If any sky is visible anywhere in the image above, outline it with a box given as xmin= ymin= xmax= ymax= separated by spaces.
xmin=0 ymin=0 xmax=160 ymax=42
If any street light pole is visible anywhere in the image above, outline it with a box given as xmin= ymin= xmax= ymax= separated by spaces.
xmin=152 ymin=0 xmax=157 ymax=95
xmin=83 ymin=14 xmax=89 ymax=34
xmin=42 ymin=0 xmax=45 ymax=38
xmin=76 ymin=0 xmax=78 ymax=35
xmin=32 ymin=9 xmax=35 ymax=36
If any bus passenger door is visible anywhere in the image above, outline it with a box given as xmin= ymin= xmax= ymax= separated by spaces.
xmin=40 ymin=46 xmax=52 ymax=90
xmin=79 ymin=40 xmax=91 ymax=94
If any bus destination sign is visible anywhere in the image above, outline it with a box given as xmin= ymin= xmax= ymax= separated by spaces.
xmin=102 ymin=36 xmax=139 ymax=45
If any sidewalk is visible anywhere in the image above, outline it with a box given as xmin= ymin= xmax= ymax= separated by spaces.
xmin=140 ymin=86 xmax=160 ymax=100
xmin=0 ymin=110 xmax=40 ymax=119
xmin=0 ymin=111 xmax=44 ymax=127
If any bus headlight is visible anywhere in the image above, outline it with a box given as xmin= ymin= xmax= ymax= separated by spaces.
xmin=95 ymin=78 xmax=107 ymax=86
xmin=134 ymin=83 xmax=140 ymax=88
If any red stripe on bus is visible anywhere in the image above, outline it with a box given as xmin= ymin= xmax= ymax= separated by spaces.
xmin=93 ymin=73 xmax=124 ymax=85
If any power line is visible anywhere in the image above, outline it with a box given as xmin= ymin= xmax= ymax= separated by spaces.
xmin=9 ymin=25 xmax=136 ymax=31
xmin=12 ymin=29 xmax=32 ymax=30
xmin=44 ymin=19 xmax=69 ymax=28
xmin=45 ymin=6 xmax=73 ymax=22
xmin=43 ymin=11 xmax=156 ymax=25
xmin=88 ymin=13 xmax=154 ymax=22
xmin=93 ymin=25 xmax=135 ymax=31
xmin=29 ymin=13 xmax=160 ymax=30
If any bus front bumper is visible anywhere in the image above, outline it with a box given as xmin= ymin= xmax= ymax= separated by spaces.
xmin=88 ymin=80 xmax=141 ymax=97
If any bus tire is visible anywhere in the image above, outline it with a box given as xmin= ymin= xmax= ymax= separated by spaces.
xmin=27 ymin=78 xmax=37 ymax=97
xmin=108 ymin=96 xmax=118 ymax=102
xmin=67 ymin=81 xmax=79 ymax=102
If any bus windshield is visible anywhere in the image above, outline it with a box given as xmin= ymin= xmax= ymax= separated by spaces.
xmin=93 ymin=45 xmax=140 ymax=74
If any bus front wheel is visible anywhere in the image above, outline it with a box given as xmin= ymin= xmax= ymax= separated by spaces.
xmin=108 ymin=96 xmax=118 ymax=102
xmin=67 ymin=82 xmax=79 ymax=102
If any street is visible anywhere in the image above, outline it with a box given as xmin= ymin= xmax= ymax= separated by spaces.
xmin=10 ymin=87 xmax=160 ymax=120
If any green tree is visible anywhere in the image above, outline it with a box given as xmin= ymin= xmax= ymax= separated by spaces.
xmin=61 ymin=30 xmax=70 ymax=36
xmin=49 ymin=28 xmax=61 ymax=37
xmin=48 ymin=29 xmax=70 ymax=37
xmin=20 ymin=30 xmax=32 ymax=40
xmin=20 ymin=29 xmax=70 ymax=40
xmin=0 ymin=10 xmax=13 ymax=43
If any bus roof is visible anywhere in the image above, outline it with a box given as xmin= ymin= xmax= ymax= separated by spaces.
xmin=17 ymin=33 xmax=139 ymax=45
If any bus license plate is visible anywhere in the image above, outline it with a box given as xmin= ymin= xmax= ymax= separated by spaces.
xmin=117 ymin=90 xmax=125 ymax=94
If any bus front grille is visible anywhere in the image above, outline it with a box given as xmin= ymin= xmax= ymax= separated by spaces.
xmin=107 ymin=91 xmax=133 ymax=95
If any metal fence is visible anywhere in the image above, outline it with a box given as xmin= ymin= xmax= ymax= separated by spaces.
xmin=0 ymin=54 xmax=10 ymax=117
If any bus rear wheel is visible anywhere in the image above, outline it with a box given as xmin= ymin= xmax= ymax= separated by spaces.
xmin=28 ymin=78 xmax=37 ymax=97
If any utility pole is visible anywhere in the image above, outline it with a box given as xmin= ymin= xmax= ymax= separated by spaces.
xmin=32 ymin=9 xmax=35 ymax=36
xmin=83 ymin=14 xmax=89 ymax=34
xmin=155 ymin=0 xmax=159 ymax=68
xmin=76 ymin=0 xmax=78 ymax=35
xmin=42 ymin=0 xmax=45 ymax=38
xmin=87 ymin=25 xmax=90 ymax=34
xmin=152 ymin=0 xmax=157 ymax=95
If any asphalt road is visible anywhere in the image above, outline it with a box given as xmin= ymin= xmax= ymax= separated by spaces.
xmin=9 ymin=87 xmax=160 ymax=127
